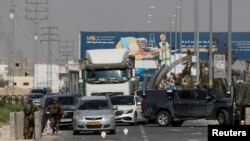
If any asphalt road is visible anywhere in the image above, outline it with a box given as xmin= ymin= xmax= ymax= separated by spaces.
xmin=39 ymin=120 xmax=218 ymax=141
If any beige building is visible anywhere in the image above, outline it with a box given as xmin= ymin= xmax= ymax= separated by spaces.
xmin=12 ymin=76 xmax=33 ymax=89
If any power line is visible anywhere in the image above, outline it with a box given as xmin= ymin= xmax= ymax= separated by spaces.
xmin=41 ymin=26 xmax=59 ymax=89
xmin=59 ymin=40 xmax=74 ymax=64
xmin=59 ymin=40 xmax=74 ymax=91
xmin=26 ymin=0 xmax=48 ymax=88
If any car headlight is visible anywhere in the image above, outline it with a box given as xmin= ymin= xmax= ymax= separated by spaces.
xmin=74 ymin=114 xmax=83 ymax=120
xmin=124 ymin=109 xmax=133 ymax=114
xmin=105 ymin=114 xmax=114 ymax=119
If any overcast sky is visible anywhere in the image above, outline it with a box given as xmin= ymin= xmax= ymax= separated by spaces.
xmin=1 ymin=0 xmax=250 ymax=64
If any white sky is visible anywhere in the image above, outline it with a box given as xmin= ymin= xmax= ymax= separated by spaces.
xmin=0 ymin=0 xmax=250 ymax=63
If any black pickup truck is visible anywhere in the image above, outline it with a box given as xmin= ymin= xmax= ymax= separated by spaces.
xmin=139 ymin=88 xmax=232 ymax=126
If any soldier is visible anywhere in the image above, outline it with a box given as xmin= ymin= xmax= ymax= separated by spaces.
xmin=48 ymin=98 xmax=64 ymax=134
xmin=23 ymin=98 xmax=37 ymax=139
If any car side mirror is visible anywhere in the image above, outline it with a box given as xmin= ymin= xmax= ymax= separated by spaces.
xmin=136 ymin=102 xmax=141 ymax=106
xmin=206 ymin=96 xmax=212 ymax=101
xmin=113 ymin=105 xmax=118 ymax=110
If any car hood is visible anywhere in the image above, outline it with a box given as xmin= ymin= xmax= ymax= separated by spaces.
xmin=215 ymin=97 xmax=230 ymax=103
xmin=115 ymin=105 xmax=135 ymax=111
xmin=75 ymin=110 xmax=113 ymax=117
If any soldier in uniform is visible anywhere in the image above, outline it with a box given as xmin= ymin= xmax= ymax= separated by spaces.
xmin=23 ymin=98 xmax=37 ymax=139
xmin=48 ymin=98 xmax=64 ymax=134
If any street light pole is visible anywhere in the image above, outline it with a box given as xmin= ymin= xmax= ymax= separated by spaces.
xmin=209 ymin=0 xmax=213 ymax=87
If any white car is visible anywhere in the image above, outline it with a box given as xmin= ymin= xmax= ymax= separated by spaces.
xmin=110 ymin=95 xmax=147 ymax=125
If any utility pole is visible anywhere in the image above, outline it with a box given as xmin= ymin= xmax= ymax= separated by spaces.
xmin=174 ymin=0 xmax=179 ymax=74
xmin=169 ymin=16 xmax=173 ymax=65
xmin=59 ymin=40 xmax=74 ymax=64
xmin=59 ymin=40 xmax=74 ymax=92
xmin=41 ymin=27 xmax=59 ymax=89
xmin=8 ymin=0 xmax=15 ymax=95
xmin=179 ymin=0 xmax=182 ymax=53
xmin=228 ymin=0 xmax=233 ymax=124
xmin=209 ymin=0 xmax=213 ymax=87
xmin=194 ymin=0 xmax=200 ymax=85
xmin=26 ymin=0 xmax=47 ymax=88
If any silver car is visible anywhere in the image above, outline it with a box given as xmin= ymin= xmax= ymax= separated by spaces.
xmin=73 ymin=96 xmax=117 ymax=135
xmin=24 ymin=93 xmax=44 ymax=106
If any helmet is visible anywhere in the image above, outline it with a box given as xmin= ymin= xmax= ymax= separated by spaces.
xmin=52 ymin=98 xmax=58 ymax=104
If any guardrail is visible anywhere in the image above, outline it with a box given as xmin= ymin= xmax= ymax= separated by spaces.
xmin=0 ymin=95 xmax=25 ymax=105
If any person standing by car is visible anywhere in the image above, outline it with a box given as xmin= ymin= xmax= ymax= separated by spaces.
xmin=23 ymin=98 xmax=38 ymax=139
xmin=48 ymin=98 xmax=64 ymax=134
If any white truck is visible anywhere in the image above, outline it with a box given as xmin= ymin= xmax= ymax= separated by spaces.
xmin=83 ymin=48 xmax=135 ymax=96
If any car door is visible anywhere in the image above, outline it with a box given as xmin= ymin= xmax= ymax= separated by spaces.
xmin=191 ymin=89 xmax=207 ymax=118
xmin=174 ymin=90 xmax=193 ymax=117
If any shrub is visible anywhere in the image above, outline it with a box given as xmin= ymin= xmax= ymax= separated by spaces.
xmin=0 ymin=101 xmax=23 ymax=126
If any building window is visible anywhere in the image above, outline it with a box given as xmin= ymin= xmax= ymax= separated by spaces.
xmin=13 ymin=82 xmax=16 ymax=85
xmin=23 ymin=82 xmax=29 ymax=86
xmin=15 ymin=63 xmax=19 ymax=67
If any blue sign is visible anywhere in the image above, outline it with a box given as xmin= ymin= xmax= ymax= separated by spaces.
xmin=80 ymin=31 xmax=250 ymax=60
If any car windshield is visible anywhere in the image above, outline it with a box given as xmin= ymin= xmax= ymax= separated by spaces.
xmin=29 ymin=94 xmax=44 ymax=99
xmin=78 ymin=100 xmax=109 ymax=110
xmin=110 ymin=96 xmax=135 ymax=105
xmin=45 ymin=96 xmax=77 ymax=107
xmin=209 ymin=89 xmax=227 ymax=99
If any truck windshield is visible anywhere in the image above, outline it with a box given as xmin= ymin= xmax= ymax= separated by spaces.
xmin=86 ymin=69 xmax=128 ymax=83
xmin=78 ymin=100 xmax=110 ymax=110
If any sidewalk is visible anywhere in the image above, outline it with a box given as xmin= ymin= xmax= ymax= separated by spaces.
xmin=0 ymin=125 xmax=35 ymax=141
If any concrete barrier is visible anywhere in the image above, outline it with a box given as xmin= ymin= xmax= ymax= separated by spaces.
xmin=16 ymin=112 xmax=24 ymax=139
xmin=10 ymin=112 xmax=16 ymax=140
xmin=9 ymin=111 xmax=42 ymax=140
xmin=245 ymin=107 xmax=250 ymax=125
xmin=34 ymin=111 xmax=42 ymax=139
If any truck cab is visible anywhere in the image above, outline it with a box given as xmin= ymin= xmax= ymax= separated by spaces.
xmin=83 ymin=48 xmax=135 ymax=96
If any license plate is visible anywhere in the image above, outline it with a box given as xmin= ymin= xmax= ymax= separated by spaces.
xmin=87 ymin=121 xmax=101 ymax=125
xmin=60 ymin=118 xmax=72 ymax=122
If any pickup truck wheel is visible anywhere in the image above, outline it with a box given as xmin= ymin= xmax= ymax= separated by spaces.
xmin=217 ymin=110 xmax=229 ymax=125
xmin=171 ymin=120 xmax=184 ymax=127
xmin=156 ymin=111 xmax=171 ymax=126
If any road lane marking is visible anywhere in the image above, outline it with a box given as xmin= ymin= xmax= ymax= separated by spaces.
xmin=139 ymin=125 xmax=149 ymax=141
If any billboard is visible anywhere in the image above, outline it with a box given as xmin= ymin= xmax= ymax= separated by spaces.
xmin=214 ymin=55 xmax=226 ymax=78
xmin=80 ymin=31 xmax=250 ymax=60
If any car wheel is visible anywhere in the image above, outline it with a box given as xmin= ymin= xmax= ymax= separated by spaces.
xmin=132 ymin=113 xmax=138 ymax=126
xmin=171 ymin=120 xmax=184 ymax=127
xmin=156 ymin=111 xmax=171 ymax=127
xmin=110 ymin=129 xmax=116 ymax=134
xmin=73 ymin=130 xmax=79 ymax=135
xmin=217 ymin=110 xmax=229 ymax=125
